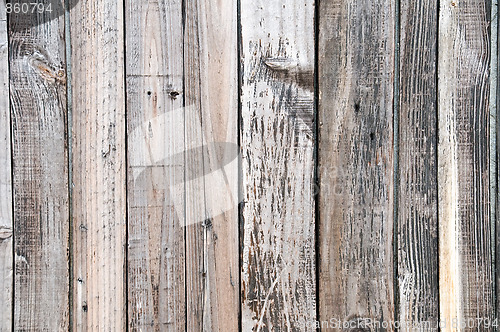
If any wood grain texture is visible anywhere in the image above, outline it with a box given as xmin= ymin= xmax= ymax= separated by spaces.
xmin=0 ymin=1 xmax=12 ymax=329
xmin=70 ymin=0 xmax=127 ymax=330
xmin=184 ymin=0 xmax=240 ymax=330
xmin=397 ymin=0 xmax=439 ymax=330
xmin=318 ymin=0 xmax=396 ymax=328
xmin=240 ymin=1 xmax=316 ymax=330
xmin=125 ymin=0 xmax=185 ymax=330
xmin=438 ymin=1 xmax=495 ymax=330
xmin=9 ymin=6 xmax=69 ymax=330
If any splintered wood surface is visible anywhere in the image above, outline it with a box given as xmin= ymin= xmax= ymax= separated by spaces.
xmin=240 ymin=0 xmax=316 ymax=330
xmin=0 ymin=0 xmax=499 ymax=330
xmin=438 ymin=0 xmax=495 ymax=329
xmin=70 ymin=0 xmax=127 ymax=330
xmin=397 ymin=0 xmax=439 ymax=330
xmin=9 ymin=4 xmax=69 ymax=331
xmin=125 ymin=0 xmax=185 ymax=330
xmin=318 ymin=0 xmax=396 ymax=326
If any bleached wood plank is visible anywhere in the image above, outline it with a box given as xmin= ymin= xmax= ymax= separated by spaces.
xmin=9 ymin=5 xmax=69 ymax=330
xmin=438 ymin=1 xmax=495 ymax=329
xmin=70 ymin=0 xmax=127 ymax=330
xmin=183 ymin=0 xmax=239 ymax=330
xmin=0 ymin=1 xmax=12 ymax=329
xmin=318 ymin=0 xmax=396 ymax=327
xmin=240 ymin=1 xmax=316 ymax=330
xmin=397 ymin=0 xmax=439 ymax=329
xmin=125 ymin=0 xmax=185 ymax=330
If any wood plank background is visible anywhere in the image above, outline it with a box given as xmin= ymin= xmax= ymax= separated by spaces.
xmin=0 ymin=0 xmax=498 ymax=331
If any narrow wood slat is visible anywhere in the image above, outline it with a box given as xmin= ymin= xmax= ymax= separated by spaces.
xmin=240 ymin=1 xmax=316 ymax=330
xmin=184 ymin=0 xmax=239 ymax=330
xmin=9 ymin=7 xmax=69 ymax=330
xmin=438 ymin=0 xmax=495 ymax=329
xmin=70 ymin=0 xmax=127 ymax=330
xmin=397 ymin=0 xmax=439 ymax=330
xmin=318 ymin=0 xmax=396 ymax=328
xmin=125 ymin=0 xmax=185 ymax=330
xmin=0 ymin=2 xmax=12 ymax=329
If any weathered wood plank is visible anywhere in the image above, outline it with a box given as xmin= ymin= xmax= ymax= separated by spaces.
xmin=184 ymin=0 xmax=239 ymax=330
xmin=70 ymin=0 xmax=127 ymax=330
xmin=0 ymin=1 xmax=12 ymax=329
xmin=318 ymin=0 xmax=396 ymax=329
xmin=397 ymin=0 xmax=439 ymax=330
xmin=438 ymin=1 xmax=495 ymax=329
xmin=125 ymin=0 xmax=185 ymax=330
xmin=9 ymin=5 xmax=69 ymax=330
xmin=240 ymin=1 xmax=316 ymax=330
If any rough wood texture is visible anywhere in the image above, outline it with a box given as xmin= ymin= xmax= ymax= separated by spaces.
xmin=0 ymin=2 xmax=12 ymax=329
xmin=438 ymin=1 xmax=495 ymax=329
xmin=184 ymin=0 xmax=240 ymax=330
xmin=125 ymin=0 xmax=185 ymax=330
xmin=70 ymin=0 xmax=127 ymax=330
xmin=318 ymin=0 xmax=395 ymax=328
xmin=9 ymin=7 xmax=69 ymax=331
xmin=397 ymin=0 xmax=439 ymax=330
xmin=240 ymin=1 xmax=316 ymax=330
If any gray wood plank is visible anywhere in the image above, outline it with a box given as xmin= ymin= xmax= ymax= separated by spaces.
xmin=240 ymin=1 xmax=316 ymax=330
xmin=318 ymin=0 xmax=396 ymax=328
xmin=183 ymin=0 xmax=239 ymax=330
xmin=125 ymin=0 xmax=185 ymax=330
xmin=397 ymin=0 xmax=439 ymax=330
xmin=70 ymin=0 xmax=127 ymax=329
xmin=9 ymin=5 xmax=69 ymax=330
xmin=438 ymin=0 xmax=495 ymax=329
xmin=0 ymin=1 xmax=12 ymax=329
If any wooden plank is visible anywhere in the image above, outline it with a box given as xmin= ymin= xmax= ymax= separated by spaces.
xmin=397 ymin=0 xmax=439 ymax=330
xmin=438 ymin=0 xmax=495 ymax=329
xmin=240 ymin=1 xmax=316 ymax=330
xmin=125 ymin=0 xmax=185 ymax=330
xmin=70 ymin=0 xmax=127 ymax=330
xmin=9 ymin=5 xmax=69 ymax=331
xmin=183 ymin=0 xmax=239 ymax=330
xmin=318 ymin=0 xmax=396 ymax=328
xmin=0 ymin=1 xmax=12 ymax=329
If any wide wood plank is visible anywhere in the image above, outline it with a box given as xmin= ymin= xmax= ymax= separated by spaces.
xmin=318 ymin=0 xmax=396 ymax=328
xmin=0 ymin=1 xmax=12 ymax=329
xmin=240 ymin=1 xmax=316 ymax=330
xmin=438 ymin=0 xmax=495 ymax=329
xmin=9 ymin=5 xmax=69 ymax=330
xmin=125 ymin=0 xmax=185 ymax=330
xmin=184 ymin=0 xmax=239 ymax=330
xmin=397 ymin=0 xmax=439 ymax=330
xmin=70 ymin=0 xmax=127 ymax=330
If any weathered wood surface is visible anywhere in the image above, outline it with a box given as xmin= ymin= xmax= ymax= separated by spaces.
xmin=318 ymin=0 xmax=396 ymax=328
xmin=438 ymin=0 xmax=495 ymax=329
xmin=397 ymin=0 xmax=439 ymax=330
xmin=70 ymin=0 xmax=127 ymax=330
xmin=125 ymin=0 xmax=185 ymax=330
xmin=184 ymin=0 xmax=239 ymax=330
xmin=0 ymin=2 xmax=12 ymax=329
xmin=240 ymin=1 xmax=316 ymax=330
xmin=9 ymin=5 xmax=69 ymax=331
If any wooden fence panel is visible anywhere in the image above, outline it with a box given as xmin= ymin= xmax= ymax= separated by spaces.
xmin=240 ymin=1 xmax=316 ymax=330
xmin=184 ymin=0 xmax=239 ymax=330
xmin=318 ymin=0 xmax=396 ymax=328
xmin=125 ymin=0 xmax=185 ymax=330
xmin=397 ymin=0 xmax=439 ymax=330
xmin=438 ymin=0 xmax=495 ymax=329
xmin=70 ymin=0 xmax=127 ymax=330
xmin=0 ymin=2 xmax=12 ymax=329
xmin=9 ymin=6 xmax=69 ymax=331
